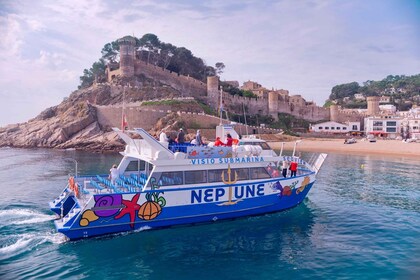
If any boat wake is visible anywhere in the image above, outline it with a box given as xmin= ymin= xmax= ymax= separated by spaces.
xmin=0 ymin=208 xmax=56 ymax=226
xmin=0 ymin=232 xmax=66 ymax=259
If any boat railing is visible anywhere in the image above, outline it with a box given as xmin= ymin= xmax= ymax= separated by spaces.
xmin=168 ymin=142 xmax=195 ymax=153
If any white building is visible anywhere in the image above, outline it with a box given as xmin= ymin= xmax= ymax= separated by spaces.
xmin=354 ymin=93 xmax=365 ymax=101
xmin=364 ymin=116 xmax=403 ymax=139
xmin=310 ymin=121 xmax=361 ymax=134
xmin=379 ymin=96 xmax=391 ymax=104
xmin=379 ymin=104 xmax=397 ymax=114
xmin=406 ymin=118 xmax=420 ymax=139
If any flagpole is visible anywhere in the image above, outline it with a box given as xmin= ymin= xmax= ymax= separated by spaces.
xmin=219 ymin=88 xmax=223 ymax=125
xmin=121 ymin=85 xmax=126 ymax=130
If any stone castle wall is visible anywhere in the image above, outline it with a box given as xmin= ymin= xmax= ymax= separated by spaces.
xmin=133 ymin=60 xmax=207 ymax=99
xmin=105 ymin=35 xmax=341 ymax=123
xmin=94 ymin=103 xmax=281 ymax=137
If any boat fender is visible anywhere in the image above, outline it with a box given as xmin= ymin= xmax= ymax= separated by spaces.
xmin=254 ymin=146 xmax=262 ymax=156
xmin=244 ymin=145 xmax=252 ymax=156
xmin=74 ymin=183 xmax=79 ymax=197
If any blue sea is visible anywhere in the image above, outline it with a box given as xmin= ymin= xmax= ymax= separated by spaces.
xmin=0 ymin=147 xmax=419 ymax=279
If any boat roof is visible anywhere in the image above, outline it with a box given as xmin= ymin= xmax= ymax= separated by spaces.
xmin=113 ymin=127 xmax=281 ymax=166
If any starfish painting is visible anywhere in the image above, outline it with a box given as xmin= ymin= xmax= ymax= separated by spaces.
xmin=114 ymin=193 xmax=140 ymax=228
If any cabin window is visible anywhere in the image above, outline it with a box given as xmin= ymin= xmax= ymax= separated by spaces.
xmin=258 ymin=142 xmax=272 ymax=150
xmin=208 ymin=169 xmax=224 ymax=183
xmin=232 ymin=168 xmax=249 ymax=180
xmin=159 ymin=171 xmax=183 ymax=186
xmin=250 ymin=167 xmax=271 ymax=180
xmin=185 ymin=170 xmax=207 ymax=184
xmin=126 ymin=160 xmax=146 ymax=172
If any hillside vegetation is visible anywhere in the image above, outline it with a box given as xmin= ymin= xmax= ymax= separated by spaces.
xmin=326 ymin=74 xmax=420 ymax=110
xmin=79 ymin=33 xmax=221 ymax=89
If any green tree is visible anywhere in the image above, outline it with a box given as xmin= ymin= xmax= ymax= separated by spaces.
xmin=330 ymin=82 xmax=360 ymax=100
xmin=101 ymin=41 xmax=119 ymax=63
xmin=215 ymin=62 xmax=225 ymax=76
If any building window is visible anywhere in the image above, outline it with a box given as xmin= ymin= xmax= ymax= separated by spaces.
xmin=343 ymin=127 xmax=347 ymax=130
xmin=318 ymin=127 xmax=323 ymax=129
xmin=386 ymin=121 xmax=397 ymax=126
xmin=331 ymin=127 xmax=335 ymax=130
xmin=325 ymin=127 xmax=329 ymax=130
xmin=373 ymin=121 xmax=383 ymax=126
xmin=352 ymin=125 xmax=358 ymax=130
xmin=336 ymin=127 xmax=341 ymax=130
xmin=373 ymin=127 xmax=383 ymax=131
xmin=386 ymin=127 xmax=396 ymax=133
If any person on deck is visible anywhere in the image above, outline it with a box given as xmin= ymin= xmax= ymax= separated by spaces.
xmin=195 ymin=130 xmax=203 ymax=146
xmin=289 ymin=161 xmax=298 ymax=177
xmin=177 ymin=128 xmax=185 ymax=143
xmin=159 ymin=129 xmax=169 ymax=143
xmin=282 ymin=160 xmax=288 ymax=178
xmin=214 ymin=137 xmax=224 ymax=146
xmin=109 ymin=164 xmax=119 ymax=185
xmin=225 ymin=133 xmax=233 ymax=146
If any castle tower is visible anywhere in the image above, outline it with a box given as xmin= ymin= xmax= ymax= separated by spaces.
xmin=268 ymin=91 xmax=279 ymax=120
xmin=118 ymin=36 xmax=136 ymax=77
xmin=330 ymin=104 xmax=339 ymax=122
xmin=207 ymin=76 xmax=220 ymax=109
xmin=367 ymin=96 xmax=380 ymax=116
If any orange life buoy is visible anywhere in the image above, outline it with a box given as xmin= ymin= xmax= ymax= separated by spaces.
xmin=232 ymin=139 xmax=239 ymax=145
xmin=68 ymin=177 xmax=75 ymax=191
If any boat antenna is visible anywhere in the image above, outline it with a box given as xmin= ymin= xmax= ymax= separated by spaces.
xmin=279 ymin=142 xmax=285 ymax=157
xmin=121 ymin=84 xmax=128 ymax=130
xmin=242 ymin=103 xmax=249 ymax=136
xmin=292 ymin=140 xmax=302 ymax=157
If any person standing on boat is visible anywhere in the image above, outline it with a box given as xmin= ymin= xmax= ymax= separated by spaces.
xmin=177 ymin=128 xmax=185 ymax=143
xmin=109 ymin=164 xmax=119 ymax=185
xmin=159 ymin=129 xmax=169 ymax=143
xmin=289 ymin=161 xmax=298 ymax=177
xmin=195 ymin=130 xmax=203 ymax=146
xmin=225 ymin=133 xmax=233 ymax=146
xmin=214 ymin=137 xmax=224 ymax=146
xmin=282 ymin=160 xmax=288 ymax=178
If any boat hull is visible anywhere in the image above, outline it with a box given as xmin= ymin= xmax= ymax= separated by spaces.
xmin=53 ymin=178 xmax=315 ymax=240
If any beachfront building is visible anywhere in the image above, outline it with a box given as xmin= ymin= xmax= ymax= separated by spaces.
xmin=310 ymin=121 xmax=361 ymax=134
xmin=406 ymin=118 xmax=420 ymax=139
xmin=364 ymin=116 xmax=403 ymax=138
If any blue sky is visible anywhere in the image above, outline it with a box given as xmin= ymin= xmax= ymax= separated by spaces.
xmin=0 ymin=0 xmax=419 ymax=126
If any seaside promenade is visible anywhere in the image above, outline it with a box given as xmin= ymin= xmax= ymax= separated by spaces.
xmin=271 ymin=139 xmax=420 ymax=158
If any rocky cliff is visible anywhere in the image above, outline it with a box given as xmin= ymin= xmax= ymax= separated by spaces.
xmin=0 ymin=74 xmax=207 ymax=152
xmin=0 ymin=86 xmax=125 ymax=152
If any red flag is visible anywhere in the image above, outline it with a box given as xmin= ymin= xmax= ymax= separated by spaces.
xmin=121 ymin=114 xmax=128 ymax=130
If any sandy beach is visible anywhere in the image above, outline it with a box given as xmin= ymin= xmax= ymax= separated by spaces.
xmin=269 ymin=138 xmax=420 ymax=158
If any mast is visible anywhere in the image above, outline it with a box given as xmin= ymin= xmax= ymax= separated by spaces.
xmin=242 ymin=103 xmax=249 ymax=136
xmin=219 ymin=88 xmax=223 ymax=125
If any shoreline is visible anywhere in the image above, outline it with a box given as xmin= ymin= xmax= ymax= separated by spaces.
xmin=268 ymin=138 xmax=420 ymax=159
